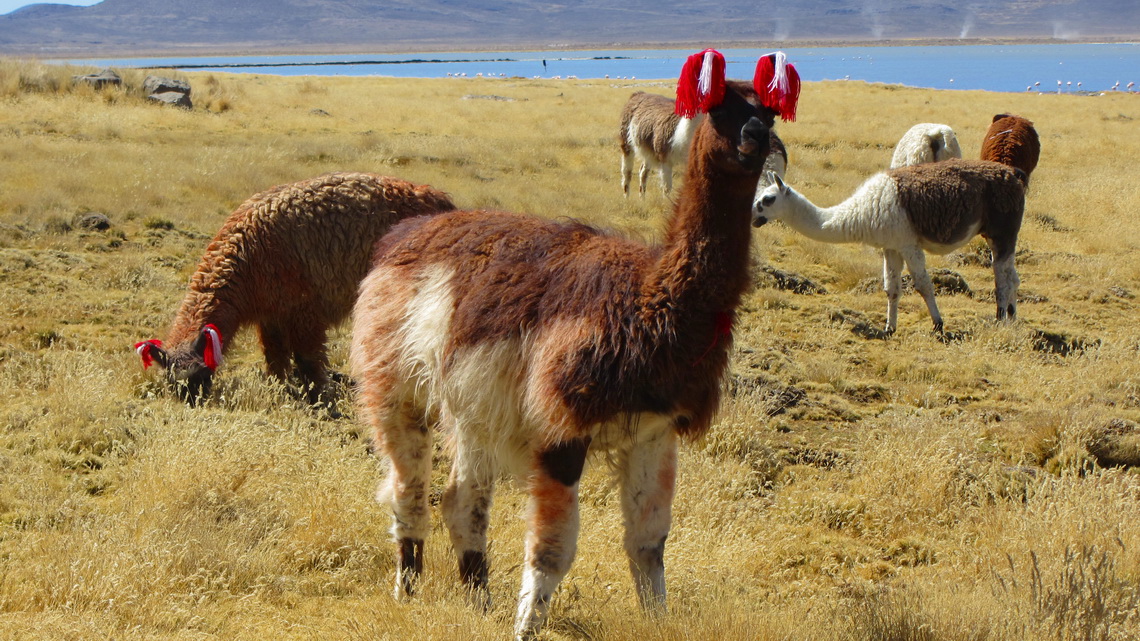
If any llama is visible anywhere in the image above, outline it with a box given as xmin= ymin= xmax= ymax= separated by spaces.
xmin=980 ymin=113 xmax=1040 ymax=183
xmin=889 ymin=123 xmax=963 ymax=168
xmin=753 ymin=158 xmax=1027 ymax=334
xmin=351 ymin=50 xmax=798 ymax=639
xmin=134 ymin=172 xmax=455 ymax=408
xmin=619 ymin=91 xmax=704 ymax=196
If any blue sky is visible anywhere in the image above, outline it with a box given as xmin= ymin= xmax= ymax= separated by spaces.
xmin=1 ymin=0 xmax=100 ymax=15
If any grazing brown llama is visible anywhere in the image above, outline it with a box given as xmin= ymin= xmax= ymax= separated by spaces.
xmin=135 ymin=172 xmax=454 ymax=408
xmin=980 ymin=113 xmax=1040 ymax=183
xmin=351 ymin=50 xmax=797 ymax=640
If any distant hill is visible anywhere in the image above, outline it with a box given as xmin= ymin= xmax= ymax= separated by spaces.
xmin=1 ymin=0 xmax=1137 ymax=56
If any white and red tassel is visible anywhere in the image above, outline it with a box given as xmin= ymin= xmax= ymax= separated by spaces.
xmin=676 ymin=49 xmax=726 ymax=117
xmin=134 ymin=339 xmax=163 ymax=369
xmin=754 ymin=51 xmax=801 ymax=122
xmin=202 ymin=324 xmax=223 ymax=371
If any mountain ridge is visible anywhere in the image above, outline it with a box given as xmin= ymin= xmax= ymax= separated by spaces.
xmin=1 ymin=0 xmax=1136 ymax=56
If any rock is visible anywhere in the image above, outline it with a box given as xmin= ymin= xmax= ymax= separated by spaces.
xmin=73 ymin=68 xmax=121 ymax=89
xmin=143 ymin=75 xmax=191 ymax=97
xmin=1088 ymin=419 xmax=1140 ymax=469
xmin=310 ymin=108 xmax=331 ymax=117
xmin=855 ymin=268 xmax=971 ymax=296
xmin=148 ymin=91 xmax=193 ymax=109
xmin=73 ymin=212 xmax=111 ymax=231
xmin=759 ymin=265 xmax=826 ymax=294
xmin=1031 ymin=328 xmax=1100 ymax=356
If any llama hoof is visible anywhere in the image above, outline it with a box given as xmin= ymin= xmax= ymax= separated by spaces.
xmin=931 ymin=322 xmax=945 ymax=335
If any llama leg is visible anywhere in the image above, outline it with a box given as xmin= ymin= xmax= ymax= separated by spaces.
xmin=899 ymin=247 xmax=943 ymax=333
xmin=289 ymin=320 xmax=332 ymax=407
xmin=638 ymin=163 xmax=650 ymax=197
xmin=374 ymin=398 xmax=433 ymax=599
xmin=882 ymin=249 xmax=904 ymax=335
xmin=258 ymin=322 xmax=292 ymax=381
xmin=515 ymin=437 xmax=590 ymax=641
xmin=659 ymin=163 xmax=673 ymax=195
xmin=441 ymin=420 xmax=496 ymax=610
xmin=619 ymin=427 xmax=677 ymax=611
xmin=621 ymin=153 xmax=634 ymax=197
xmin=987 ymin=238 xmax=1020 ymax=321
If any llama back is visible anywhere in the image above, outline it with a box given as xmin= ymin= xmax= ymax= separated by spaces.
xmin=891 ymin=158 xmax=1025 ymax=248
xmin=166 ymin=173 xmax=454 ymax=348
xmin=890 ymin=123 xmax=962 ymax=169
xmin=356 ymin=207 xmax=735 ymax=443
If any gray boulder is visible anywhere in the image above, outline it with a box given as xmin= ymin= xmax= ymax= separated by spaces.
xmin=74 ymin=212 xmax=111 ymax=231
xmin=143 ymin=75 xmax=191 ymax=97
xmin=148 ymin=90 xmax=193 ymax=109
xmin=72 ymin=68 xmax=121 ymax=89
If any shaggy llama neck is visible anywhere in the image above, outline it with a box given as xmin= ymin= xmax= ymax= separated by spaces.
xmin=644 ymin=144 xmax=759 ymax=320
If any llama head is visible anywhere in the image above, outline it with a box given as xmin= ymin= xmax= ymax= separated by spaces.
xmin=135 ymin=324 xmax=223 ymax=406
xmin=750 ymin=172 xmax=792 ymax=227
xmin=693 ymin=79 xmax=776 ymax=176
xmin=675 ymin=50 xmax=779 ymax=176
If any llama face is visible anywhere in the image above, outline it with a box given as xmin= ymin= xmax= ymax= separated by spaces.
xmin=751 ymin=172 xmax=788 ymax=227
xmin=704 ymin=81 xmax=774 ymax=173
xmin=165 ymin=349 xmax=214 ymax=406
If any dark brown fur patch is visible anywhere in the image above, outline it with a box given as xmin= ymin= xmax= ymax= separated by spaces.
xmin=891 ymin=158 xmax=1026 ymax=258
xmin=458 ymin=550 xmax=489 ymax=587
xmin=620 ymin=92 xmax=685 ymax=162
xmin=538 ymin=438 xmax=592 ymax=486
xmin=980 ymin=114 xmax=1040 ymax=180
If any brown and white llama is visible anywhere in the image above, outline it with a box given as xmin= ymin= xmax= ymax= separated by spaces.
xmin=351 ymin=50 xmax=799 ymax=640
xmin=134 ymin=172 xmax=455 ymax=408
xmin=620 ymin=91 xmax=789 ymax=196
xmin=753 ymin=158 xmax=1027 ymax=334
xmin=619 ymin=91 xmax=704 ymax=196
xmin=980 ymin=113 xmax=1040 ymax=183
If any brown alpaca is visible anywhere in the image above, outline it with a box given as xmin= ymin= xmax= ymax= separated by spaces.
xmin=980 ymin=114 xmax=1040 ymax=182
xmin=351 ymin=50 xmax=796 ymax=640
xmin=135 ymin=172 xmax=454 ymax=408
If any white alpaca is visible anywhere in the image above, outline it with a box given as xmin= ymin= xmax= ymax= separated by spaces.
xmin=890 ymin=123 xmax=962 ymax=168
xmin=752 ymin=158 xmax=1028 ymax=333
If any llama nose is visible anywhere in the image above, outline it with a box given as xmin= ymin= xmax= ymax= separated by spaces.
xmin=752 ymin=214 xmax=768 ymax=228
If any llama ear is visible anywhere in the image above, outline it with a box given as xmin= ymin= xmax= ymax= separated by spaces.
xmin=754 ymin=52 xmax=801 ymax=122
xmin=192 ymin=324 xmax=224 ymax=371
xmin=773 ymin=173 xmax=786 ymax=192
xmin=676 ymin=49 xmax=726 ymax=117
xmin=134 ymin=339 xmax=168 ymax=370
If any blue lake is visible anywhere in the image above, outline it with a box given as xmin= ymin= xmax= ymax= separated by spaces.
xmin=58 ymin=43 xmax=1139 ymax=93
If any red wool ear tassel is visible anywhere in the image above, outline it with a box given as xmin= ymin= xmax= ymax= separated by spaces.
xmin=676 ymin=49 xmax=726 ymax=117
xmin=754 ymin=51 xmax=801 ymax=122
xmin=202 ymin=324 xmax=223 ymax=371
xmin=134 ymin=339 xmax=163 ymax=369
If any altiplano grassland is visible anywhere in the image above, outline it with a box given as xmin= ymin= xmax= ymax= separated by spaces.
xmin=2 ymin=59 xmax=1140 ymax=640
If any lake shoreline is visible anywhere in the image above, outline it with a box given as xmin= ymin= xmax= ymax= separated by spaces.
xmin=19 ymin=35 xmax=1137 ymax=62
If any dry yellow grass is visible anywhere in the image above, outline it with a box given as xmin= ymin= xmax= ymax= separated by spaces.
xmin=2 ymin=59 xmax=1140 ymax=640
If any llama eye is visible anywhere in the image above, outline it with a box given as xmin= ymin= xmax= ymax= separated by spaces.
xmin=762 ymin=194 xmax=776 ymax=207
